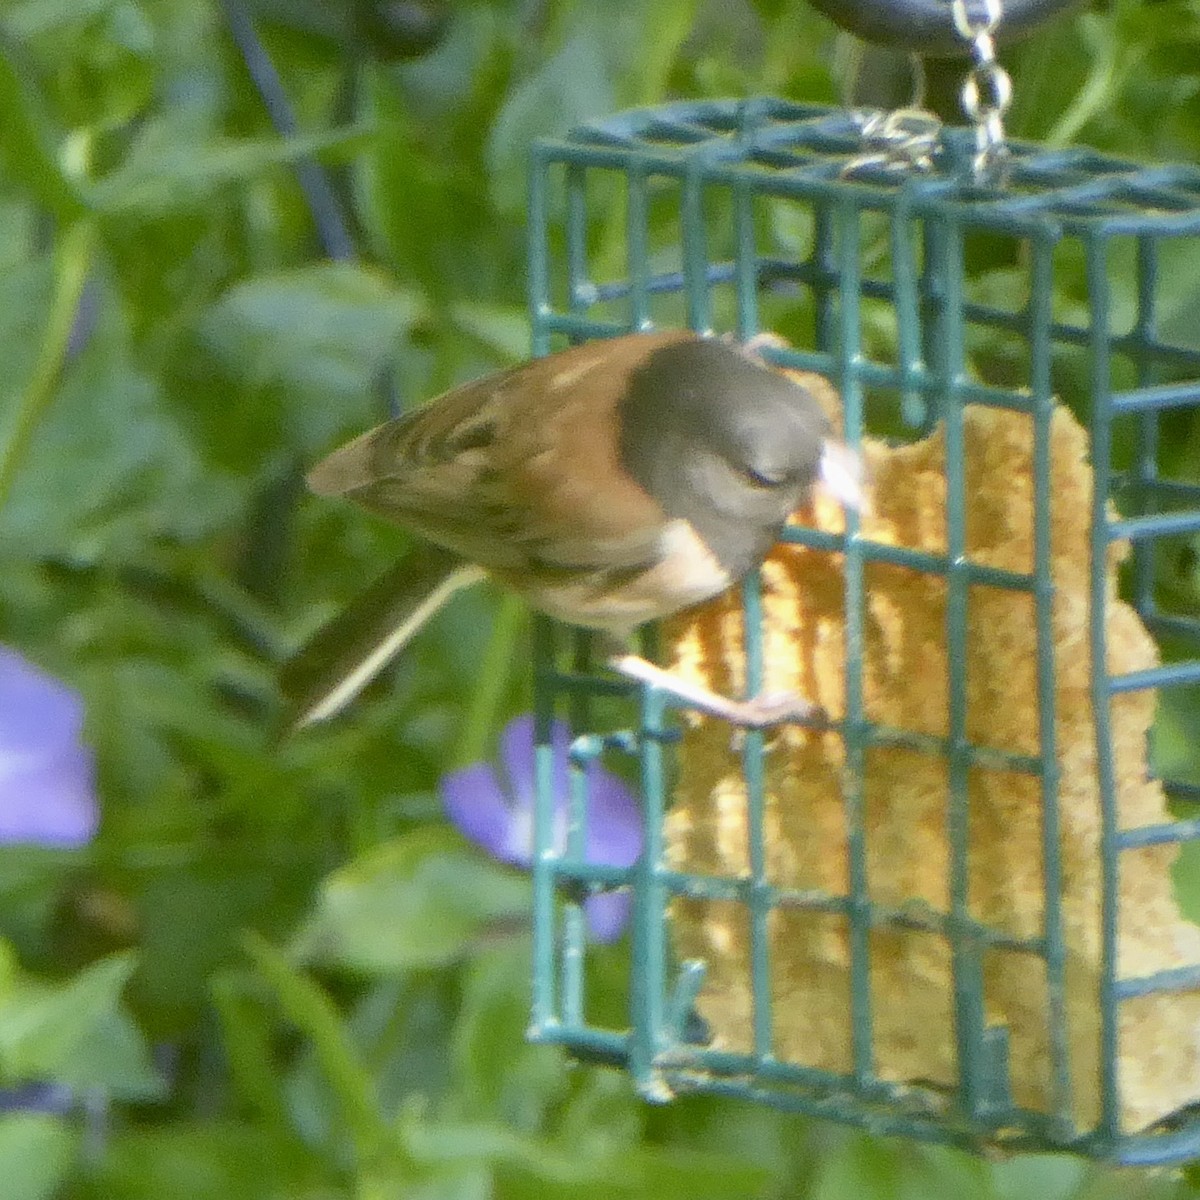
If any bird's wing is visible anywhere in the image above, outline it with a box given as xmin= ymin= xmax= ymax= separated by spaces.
xmin=307 ymin=333 xmax=691 ymax=572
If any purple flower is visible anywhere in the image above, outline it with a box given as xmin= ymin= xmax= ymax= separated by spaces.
xmin=0 ymin=1081 xmax=75 ymax=1115
xmin=0 ymin=646 xmax=98 ymax=848
xmin=441 ymin=715 xmax=642 ymax=942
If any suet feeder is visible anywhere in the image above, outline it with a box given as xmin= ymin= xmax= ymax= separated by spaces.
xmin=526 ymin=5 xmax=1200 ymax=1166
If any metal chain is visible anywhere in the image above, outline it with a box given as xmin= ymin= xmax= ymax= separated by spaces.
xmin=839 ymin=1 xmax=1016 ymax=183
xmin=841 ymin=54 xmax=941 ymax=179
xmin=953 ymin=0 xmax=1013 ymax=181
xmin=842 ymin=106 xmax=942 ymax=178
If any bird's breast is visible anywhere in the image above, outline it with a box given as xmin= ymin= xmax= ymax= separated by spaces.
xmin=493 ymin=518 xmax=734 ymax=640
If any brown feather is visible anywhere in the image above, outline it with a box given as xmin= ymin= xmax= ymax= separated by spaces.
xmin=306 ymin=331 xmax=694 ymax=577
xmin=289 ymin=330 xmax=857 ymax=729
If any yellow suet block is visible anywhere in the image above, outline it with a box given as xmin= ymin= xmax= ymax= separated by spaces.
xmin=663 ymin=400 xmax=1200 ymax=1133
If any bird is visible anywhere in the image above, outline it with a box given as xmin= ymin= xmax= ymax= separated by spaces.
xmin=281 ymin=329 xmax=864 ymax=732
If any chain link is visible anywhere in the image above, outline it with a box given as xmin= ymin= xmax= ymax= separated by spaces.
xmin=839 ymin=1 xmax=1015 ymax=183
xmin=952 ymin=0 xmax=1013 ymax=181
xmin=842 ymin=107 xmax=942 ymax=178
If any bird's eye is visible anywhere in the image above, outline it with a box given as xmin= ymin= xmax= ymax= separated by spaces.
xmin=738 ymin=463 xmax=789 ymax=488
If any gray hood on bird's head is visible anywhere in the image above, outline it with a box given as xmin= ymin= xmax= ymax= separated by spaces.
xmin=618 ymin=337 xmax=832 ymax=580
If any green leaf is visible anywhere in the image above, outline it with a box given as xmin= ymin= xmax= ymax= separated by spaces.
xmin=0 ymin=221 xmax=94 ymax=514
xmin=203 ymin=262 xmax=422 ymax=381
xmin=0 ymin=33 xmax=84 ymax=221
xmin=293 ymin=827 xmax=531 ymax=975
xmin=452 ymin=945 xmax=567 ymax=1130
xmin=238 ymin=0 xmax=358 ymax=46
xmin=0 ymin=301 xmax=235 ymax=560
xmin=811 ymin=1132 xmax=903 ymax=1200
xmin=1172 ymin=840 xmax=1200 ymax=927
xmin=899 ymin=1145 xmax=995 ymax=1200
xmin=210 ymin=972 xmax=293 ymax=1133
xmin=405 ymin=1115 xmax=569 ymax=1173
xmin=486 ymin=27 xmax=616 ymax=213
xmin=243 ymin=932 xmax=389 ymax=1160
xmin=405 ymin=1109 xmax=774 ymax=1196
xmin=90 ymin=123 xmax=372 ymax=218
xmin=127 ymin=843 xmax=317 ymax=1022
xmin=1067 ymin=1161 xmax=1186 ymax=1200
xmin=58 ymin=1008 xmax=164 ymax=1100
xmin=353 ymin=70 xmax=464 ymax=293
xmin=0 ymin=1114 xmax=78 ymax=1200
xmin=80 ymin=1123 xmax=330 ymax=1200
xmin=448 ymin=302 xmax=530 ymax=364
xmin=991 ymin=1154 xmax=1085 ymax=1200
xmin=1154 ymin=684 xmax=1200 ymax=790
xmin=359 ymin=1161 xmax=491 ymax=1200
xmin=485 ymin=2 xmax=698 ymax=214
xmin=0 ymin=845 xmax=85 ymax=949
xmin=0 ymin=951 xmax=161 ymax=1098
xmin=0 ymin=253 xmax=55 ymax=456
xmin=199 ymin=261 xmax=423 ymax=449
xmin=2 ymin=0 xmax=125 ymax=41
xmin=0 ymin=953 xmax=136 ymax=1076
xmin=553 ymin=1069 xmax=643 ymax=1163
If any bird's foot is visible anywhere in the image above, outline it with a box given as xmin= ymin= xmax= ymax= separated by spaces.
xmin=608 ymin=654 xmax=827 ymax=730
xmin=720 ymin=690 xmax=827 ymax=729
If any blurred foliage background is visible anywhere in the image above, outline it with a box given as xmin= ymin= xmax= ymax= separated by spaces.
xmin=1 ymin=0 xmax=1200 ymax=1196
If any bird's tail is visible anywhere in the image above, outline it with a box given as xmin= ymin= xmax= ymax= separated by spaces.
xmin=280 ymin=543 xmax=486 ymax=733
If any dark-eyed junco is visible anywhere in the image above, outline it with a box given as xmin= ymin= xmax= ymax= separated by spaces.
xmin=282 ymin=330 xmax=863 ymax=730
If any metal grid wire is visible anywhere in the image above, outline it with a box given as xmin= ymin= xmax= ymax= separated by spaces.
xmin=525 ymin=99 xmax=1200 ymax=1164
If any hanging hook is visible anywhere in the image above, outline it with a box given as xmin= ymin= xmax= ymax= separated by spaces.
xmin=807 ymin=0 xmax=1081 ymax=56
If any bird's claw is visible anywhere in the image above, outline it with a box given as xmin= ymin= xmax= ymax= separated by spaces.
xmin=729 ymin=691 xmax=827 ymax=729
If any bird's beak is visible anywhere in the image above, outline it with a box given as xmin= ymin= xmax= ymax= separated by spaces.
xmin=817 ymin=440 xmax=869 ymax=514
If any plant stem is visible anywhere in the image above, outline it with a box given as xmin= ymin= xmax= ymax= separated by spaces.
xmin=0 ymin=219 xmax=95 ymax=509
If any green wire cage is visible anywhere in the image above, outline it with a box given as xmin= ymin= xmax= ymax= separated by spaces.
xmin=526 ymin=99 xmax=1200 ymax=1164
